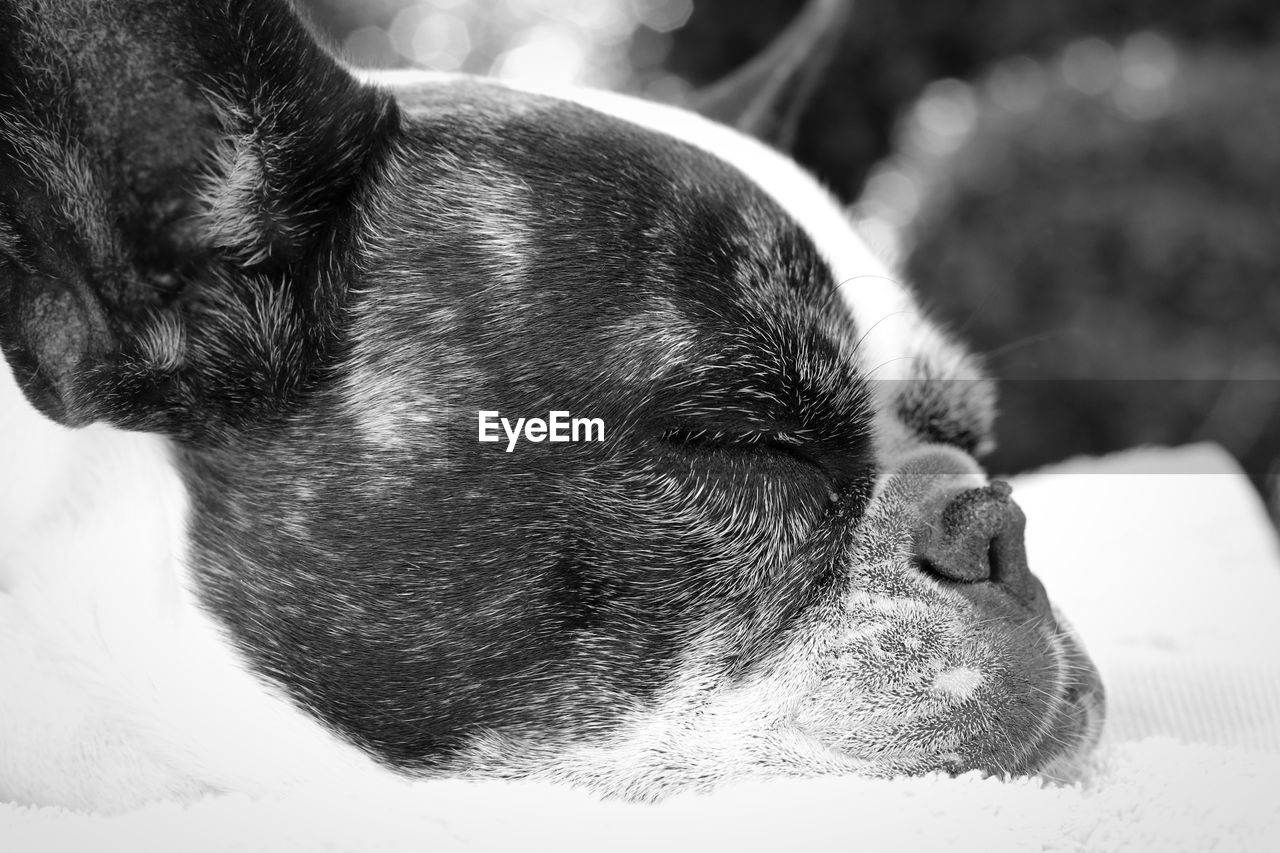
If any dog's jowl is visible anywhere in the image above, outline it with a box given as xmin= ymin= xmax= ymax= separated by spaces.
xmin=0 ymin=0 xmax=1103 ymax=810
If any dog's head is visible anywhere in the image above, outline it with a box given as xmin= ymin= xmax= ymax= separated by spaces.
xmin=0 ymin=0 xmax=1102 ymax=796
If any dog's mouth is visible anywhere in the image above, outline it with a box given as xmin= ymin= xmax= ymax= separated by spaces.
xmin=1018 ymin=614 xmax=1107 ymax=780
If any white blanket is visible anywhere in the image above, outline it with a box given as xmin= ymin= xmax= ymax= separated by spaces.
xmin=4 ymin=443 xmax=1279 ymax=852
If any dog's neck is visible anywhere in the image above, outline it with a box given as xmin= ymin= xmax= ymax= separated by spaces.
xmin=0 ymin=358 xmax=401 ymax=807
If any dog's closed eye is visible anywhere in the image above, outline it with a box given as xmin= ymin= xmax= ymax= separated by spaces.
xmin=659 ymin=424 xmax=817 ymax=463
xmin=657 ymin=423 xmax=871 ymax=505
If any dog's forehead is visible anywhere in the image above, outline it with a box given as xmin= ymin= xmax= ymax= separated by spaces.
xmin=340 ymin=81 xmax=850 ymax=424
xmin=471 ymin=79 xmax=921 ymax=376
xmin=350 ymin=75 xmax=991 ymax=457
xmin=370 ymin=75 xmax=926 ymax=379
xmin=378 ymin=83 xmax=825 ymax=293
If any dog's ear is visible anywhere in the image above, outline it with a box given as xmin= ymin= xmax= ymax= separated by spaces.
xmin=0 ymin=0 xmax=397 ymax=437
xmin=690 ymin=0 xmax=852 ymax=151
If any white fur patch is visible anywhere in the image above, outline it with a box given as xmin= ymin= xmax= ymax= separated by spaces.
xmin=933 ymin=667 xmax=983 ymax=700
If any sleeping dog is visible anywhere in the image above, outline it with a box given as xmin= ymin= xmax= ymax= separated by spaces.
xmin=0 ymin=0 xmax=1103 ymax=811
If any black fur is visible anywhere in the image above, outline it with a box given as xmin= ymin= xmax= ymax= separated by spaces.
xmin=0 ymin=0 xmax=1013 ymax=775
xmin=183 ymin=85 xmax=881 ymax=767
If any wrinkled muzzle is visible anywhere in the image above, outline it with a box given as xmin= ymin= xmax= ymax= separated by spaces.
xmin=797 ymin=447 xmax=1105 ymax=778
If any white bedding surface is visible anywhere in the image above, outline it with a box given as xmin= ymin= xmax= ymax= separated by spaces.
xmin=4 ymin=443 xmax=1278 ymax=852
xmin=1017 ymin=442 xmax=1280 ymax=754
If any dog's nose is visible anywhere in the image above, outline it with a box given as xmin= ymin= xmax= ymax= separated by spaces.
xmin=913 ymin=480 xmax=1043 ymax=609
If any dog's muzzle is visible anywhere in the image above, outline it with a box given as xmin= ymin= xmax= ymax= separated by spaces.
xmin=796 ymin=447 xmax=1105 ymax=778
xmin=905 ymin=448 xmax=1105 ymax=774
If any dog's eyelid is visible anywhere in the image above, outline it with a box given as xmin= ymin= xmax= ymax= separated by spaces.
xmin=658 ymin=425 xmax=810 ymax=449
xmin=657 ymin=426 xmax=835 ymax=479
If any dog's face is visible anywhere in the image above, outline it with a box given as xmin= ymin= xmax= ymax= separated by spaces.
xmin=0 ymin=0 xmax=1102 ymax=799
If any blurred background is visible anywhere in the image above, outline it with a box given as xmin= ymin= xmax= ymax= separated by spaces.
xmin=300 ymin=0 xmax=1280 ymax=523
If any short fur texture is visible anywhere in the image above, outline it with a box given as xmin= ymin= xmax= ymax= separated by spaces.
xmin=0 ymin=0 xmax=1102 ymax=810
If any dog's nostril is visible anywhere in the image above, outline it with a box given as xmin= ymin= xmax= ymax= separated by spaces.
xmin=913 ymin=480 xmax=1032 ymax=591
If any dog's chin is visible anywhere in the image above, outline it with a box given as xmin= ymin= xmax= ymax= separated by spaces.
xmin=792 ymin=570 xmax=1105 ymax=782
